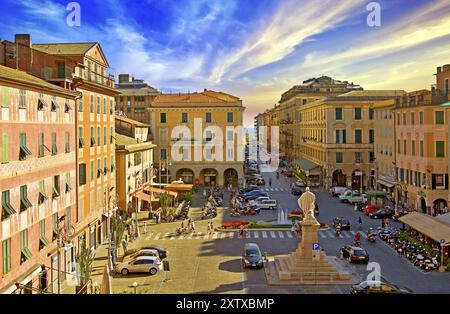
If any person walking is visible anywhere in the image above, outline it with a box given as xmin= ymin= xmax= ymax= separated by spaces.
xmin=269 ymin=177 xmax=272 ymax=187
xmin=210 ymin=221 xmax=214 ymax=234
xmin=143 ymin=221 xmax=147 ymax=234
xmin=291 ymin=222 xmax=296 ymax=237
xmin=358 ymin=216 xmax=363 ymax=230
xmin=191 ymin=220 xmax=196 ymax=234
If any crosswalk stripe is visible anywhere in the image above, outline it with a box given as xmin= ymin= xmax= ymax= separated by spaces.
xmin=350 ymin=231 xmax=356 ymax=235
xmin=270 ymin=231 xmax=276 ymax=238
xmin=361 ymin=232 xmax=367 ymax=239
xmin=154 ymin=233 xmax=161 ymax=240
xmin=286 ymin=232 xmax=293 ymax=238
xmin=145 ymin=233 xmax=153 ymax=240
xmin=161 ymin=233 xmax=170 ymax=240
xmin=169 ymin=235 xmax=176 ymax=240
xmin=262 ymin=231 xmax=267 ymax=238
xmin=212 ymin=232 xmax=218 ymax=239
xmin=278 ymin=231 xmax=284 ymax=238
xmin=275 ymin=188 xmax=279 ymax=191
xmin=187 ymin=233 xmax=193 ymax=240
xmin=196 ymin=233 xmax=203 ymax=239
xmin=246 ymin=231 xmax=251 ymax=238
xmin=254 ymin=231 xmax=259 ymax=238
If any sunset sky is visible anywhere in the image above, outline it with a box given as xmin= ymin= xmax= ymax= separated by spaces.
xmin=1 ymin=0 xmax=450 ymax=125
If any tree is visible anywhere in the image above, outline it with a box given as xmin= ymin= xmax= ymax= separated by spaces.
xmin=293 ymin=167 xmax=310 ymax=185
xmin=75 ymin=239 xmax=94 ymax=287
xmin=178 ymin=191 xmax=195 ymax=203
xmin=159 ymin=193 xmax=173 ymax=210
xmin=111 ymin=215 xmax=125 ymax=255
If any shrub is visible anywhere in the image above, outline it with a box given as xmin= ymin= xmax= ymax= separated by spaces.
xmin=222 ymin=221 xmax=250 ymax=229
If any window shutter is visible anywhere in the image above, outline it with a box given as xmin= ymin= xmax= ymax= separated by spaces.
xmin=2 ymin=133 xmax=9 ymax=163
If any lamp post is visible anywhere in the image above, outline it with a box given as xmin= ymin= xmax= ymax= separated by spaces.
xmin=133 ymin=174 xmax=142 ymax=238
xmin=56 ymin=214 xmax=66 ymax=294
xmin=132 ymin=281 xmax=138 ymax=294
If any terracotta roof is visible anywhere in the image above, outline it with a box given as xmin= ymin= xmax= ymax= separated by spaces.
xmin=32 ymin=42 xmax=97 ymax=55
xmin=115 ymin=114 xmax=150 ymax=127
xmin=154 ymin=92 xmax=226 ymax=103
xmin=0 ymin=65 xmax=79 ymax=96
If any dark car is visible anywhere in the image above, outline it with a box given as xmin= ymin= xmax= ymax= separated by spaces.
xmin=242 ymin=243 xmax=263 ymax=269
xmin=135 ymin=246 xmax=168 ymax=260
xmin=254 ymin=178 xmax=266 ymax=186
xmin=291 ymin=181 xmax=305 ymax=195
xmin=369 ymin=208 xmax=395 ymax=219
xmin=239 ymin=185 xmax=259 ymax=194
xmin=244 ymin=192 xmax=269 ymax=201
xmin=351 ymin=281 xmax=413 ymax=294
xmin=243 ymin=190 xmax=267 ymax=197
xmin=340 ymin=245 xmax=369 ymax=263
xmin=333 ymin=217 xmax=351 ymax=230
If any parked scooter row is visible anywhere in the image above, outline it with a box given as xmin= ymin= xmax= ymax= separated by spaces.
xmin=174 ymin=200 xmax=190 ymax=221
xmin=378 ymin=227 xmax=441 ymax=271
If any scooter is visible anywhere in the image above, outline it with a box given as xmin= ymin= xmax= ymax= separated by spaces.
xmin=335 ymin=228 xmax=341 ymax=237
xmin=367 ymin=233 xmax=376 ymax=243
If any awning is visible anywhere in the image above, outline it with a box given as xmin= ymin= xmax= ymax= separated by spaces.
xmin=366 ymin=190 xmax=388 ymax=197
xmin=165 ymin=183 xmax=193 ymax=192
xmin=0 ymin=264 xmax=43 ymax=294
xmin=399 ymin=212 xmax=450 ymax=246
xmin=293 ymin=157 xmax=320 ymax=172
xmin=145 ymin=186 xmax=178 ymax=197
xmin=435 ymin=213 xmax=450 ymax=227
xmin=136 ymin=191 xmax=158 ymax=203
xmin=377 ymin=179 xmax=394 ymax=188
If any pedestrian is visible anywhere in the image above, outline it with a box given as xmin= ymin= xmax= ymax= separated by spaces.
xmin=210 ymin=221 xmax=214 ymax=234
xmin=291 ymin=222 xmax=296 ymax=237
xmin=358 ymin=216 xmax=362 ymax=229
xmin=191 ymin=221 xmax=196 ymax=233
xmin=381 ymin=218 xmax=385 ymax=228
xmin=181 ymin=221 xmax=184 ymax=231
xmin=269 ymin=177 xmax=272 ymax=187
xmin=143 ymin=221 xmax=147 ymax=234
xmin=122 ymin=234 xmax=128 ymax=254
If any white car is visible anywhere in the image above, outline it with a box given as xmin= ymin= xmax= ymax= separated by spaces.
xmin=329 ymin=186 xmax=348 ymax=197
xmin=115 ymin=256 xmax=162 ymax=275
xmin=123 ymin=249 xmax=159 ymax=262
xmin=256 ymin=199 xmax=278 ymax=210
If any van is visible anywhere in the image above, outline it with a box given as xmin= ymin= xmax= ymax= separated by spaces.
xmin=329 ymin=186 xmax=348 ymax=197
xmin=256 ymin=199 xmax=278 ymax=210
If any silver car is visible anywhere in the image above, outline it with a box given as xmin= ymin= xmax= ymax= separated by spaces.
xmin=115 ymin=256 xmax=162 ymax=275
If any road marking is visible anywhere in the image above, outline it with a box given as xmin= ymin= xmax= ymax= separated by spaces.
xmin=262 ymin=231 xmax=267 ymax=238
xmin=212 ymin=232 xmax=218 ymax=239
xmin=274 ymin=188 xmax=279 ymax=191
xmin=246 ymin=231 xmax=251 ymax=238
xmin=286 ymin=232 xmax=293 ymax=238
xmin=350 ymin=230 xmax=356 ymax=235
xmin=169 ymin=235 xmax=176 ymax=240
xmin=154 ymin=233 xmax=161 ymax=240
xmin=270 ymin=231 xmax=276 ymax=238
xmin=253 ymin=231 xmax=259 ymax=238
xmin=187 ymin=233 xmax=193 ymax=240
xmin=196 ymin=233 xmax=203 ymax=239
xmin=320 ymin=232 xmax=327 ymax=238
xmin=161 ymin=233 xmax=170 ymax=240
xmin=278 ymin=231 xmax=284 ymax=238
xmin=144 ymin=233 xmax=153 ymax=240
xmin=361 ymin=232 xmax=367 ymax=239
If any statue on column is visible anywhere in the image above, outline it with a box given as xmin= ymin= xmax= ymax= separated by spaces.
xmin=298 ymin=187 xmax=316 ymax=222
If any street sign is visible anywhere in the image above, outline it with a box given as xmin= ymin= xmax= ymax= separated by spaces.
xmin=312 ymin=243 xmax=320 ymax=251
xmin=440 ymin=239 xmax=445 ymax=245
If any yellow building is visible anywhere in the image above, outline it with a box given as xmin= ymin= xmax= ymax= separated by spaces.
xmin=115 ymin=115 xmax=155 ymax=213
xmin=150 ymin=90 xmax=245 ymax=187
xmin=296 ymin=90 xmax=405 ymax=189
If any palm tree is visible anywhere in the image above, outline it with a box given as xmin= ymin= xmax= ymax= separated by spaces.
xmin=75 ymin=239 xmax=94 ymax=288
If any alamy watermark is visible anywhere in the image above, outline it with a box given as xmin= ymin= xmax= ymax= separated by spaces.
xmin=366 ymin=2 xmax=381 ymax=27
xmin=66 ymin=2 xmax=81 ymax=27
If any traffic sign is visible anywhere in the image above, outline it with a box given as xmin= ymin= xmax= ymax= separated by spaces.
xmin=312 ymin=243 xmax=320 ymax=250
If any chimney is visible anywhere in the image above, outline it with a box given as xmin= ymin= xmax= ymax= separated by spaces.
xmin=437 ymin=66 xmax=442 ymax=74
xmin=118 ymin=74 xmax=130 ymax=83
xmin=443 ymin=64 xmax=450 ymax=72
xmin=15 ymin=34 xmax=32 ymax=47
xmin=204 ymin=88 xmax=207 ymax=92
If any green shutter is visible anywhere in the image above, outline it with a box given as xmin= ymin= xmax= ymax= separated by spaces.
xmin=436 ymin=141 xmax=445 ymax=157
xmin=90 ymin=95 xmax=94 ymax=112
xmin=1 ymin=133 xmax=8 ymax=163
xmin=19 ymin=133 xmax=32 ymax=160
xmin=2 ymin=191 xmax=16 ymax=218
xmin=355 ymin=130 xmax=362 ymax=144
xmin=420 ymin=141 xmax=424 ymax=157
xmin=20 ymin=230 xmax=32 ymax=262
xmin=436 ymin=111 xmax=445 ymax=124
xmin=20 ymin=185 xmax=32 ymax=211
xmin=66 ymin=172 xmax=71 ymax=193
xmin=66 ymin=207 xmax=71 ymax=233
xmin=38 ymin=133 xmax=44 ymax=157
xmin=1 ymin=87 xmax=9 ymax=108
xmin=51 ymin=133 xmax=57 ymax=155
xmin=39 ymin=220 xmax=49 ymax=248
xmin=2 ymin=239 xmax=11 ymax=274
xmin=39 ymin=180 xmax=48 ymax=204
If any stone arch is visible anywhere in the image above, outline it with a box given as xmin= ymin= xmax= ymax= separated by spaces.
xmin=200 ymin=168 xmax=219 ymax=186
xmin=224 ymin=168 xmax=239 ymax=187
xmin=332 ymin=169 xmax=346 ymax=187
xmin=175 ymin=168 xmax=194 ymax=184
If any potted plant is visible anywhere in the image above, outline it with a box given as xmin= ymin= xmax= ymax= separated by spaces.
xmin=75 ymin=239 xmax=94 ymax=294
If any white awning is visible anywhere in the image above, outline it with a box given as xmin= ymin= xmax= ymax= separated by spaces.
xmin=1 ymin=265 xmax=43 ymax=294
xmin=377 ymin=179 xmax=394 ymax=188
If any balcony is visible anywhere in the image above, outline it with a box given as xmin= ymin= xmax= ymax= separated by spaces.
xmin=73 ymin=66 xmax=115 ymax=88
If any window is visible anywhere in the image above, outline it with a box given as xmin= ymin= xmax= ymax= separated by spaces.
xmin=411 ymin=112 xmax=415 ymax=125
xmin=97 ymin=96 xmax=100 ymax=113
xmin=51 ymin=97 xmax=58 ymax=112
xmin=90 ymin=95 xmax=94 ymax=113
xmin=66 ymin=207 xmax=71 ymax=234
xmin=65 ymin=172 xmax=71 ymax=193
xmin=396 ymin=113 xmax=400 ymax=125
xmin=97 ymin=127 xmax=100 ymax=146
xmin=397 ymin=139 xmax=401 ymax=154
xmin=420 ymin=140 xmax=424 ymax=157
xmin=227 ymin=130 xmax=234 ymax=141
xmin=432 ymin=174 xmax=447 ymax=190
xmin=160 ymin=113 xmax=167 ymax=123
xmin=19 ymin=133 xmax=32 ymax=160
xmin=335 ymin=129 xmax=346 ymax=144
xmin=20 ymin=229 xmax=32 ymax=264
xmin=1 ymin=133 xmax=9 ymax=163
xmin=38 ymin=180 xmax=48 ymax=205
xmin=134 ymin=153 xmax=142 ymax=166
xmin=206 ymin=112 xmax=212 ymax=123
xmin=403 ymin=140 xmax=407 ymax=155
xmin=436 ymin=141 xmax=445 ymax=157
xmin=90 ymin=127 xmax=95 ymax=147
xmin=51 ymin=133 xmax=57 ymax=155
xmin=64 ymin=98 xmax=71 ymax=113
xmin=52 ymin=213 xmax=58 ymax=241
xmin=336 ymin=152 xmax=343 ymax=163
xmin=110 ymin=99 xmax=114 ymax=114
xmin=435 ymin=111 xmax=445 ymax=124
xmin=79 ymin=163 xmax=86 ymax=186
xmin=369 ymin=129 xmax=374 ymax=144
xmin=1 ymin=191 xmax=16 ymax=220
xmin=354 ymin=108 xmax=362 ymax=120
xmin=20 ymin=185 xmax=32 ymax=212
xmin=103 ymin=127 xmax=107 ymax=145
xmin=412 ymin=140 xmax=416 ymax=156
xmin=369 ymin=152 xmax=375 ymax=162
xmin=19 ymin=89 xmax=26 ymax=109
xmin=227 ymin=112 xmax=234 ymax=123
xmin=104 ymin=157 xmax=108 ymax=174
xmin=1 ymin=86 xmax=9 ymax=108
xmin=39 ymin=220 xmax=49 ymax=250
xmin=90 ymin=160 xmax=94 ymax=181
xmin=160 ymin=149 xmax=167 ymax=160
xmin=52 ymin=175 xmax=60 ymax=198
xmin=181 ymin=112 xmax=188 ymax=123
xmin=78 ymin=127 xmax=85 ymax=148
xmin=65 ymin=132 xmax=70 ymax=153
xmin=78 ymin=98 xmax=83 ymax=112
xmin=355 ymin=129 xmax=362 ymax=144
xmin=103 ymin=98 xmax=106 ymax=114
xmin=419 ymin=112 xmax=424 ymax=124
xmin=110 ymin=127 xmax=114 ymax=144
xmin=2 ymin=238 xmax=11 ymax=274
xmin=369 ymin=108 xmax=374 ymax=120
xmin=205 ymin=130 xmax=212 ymax=142
xmin=335 ymin=108 xmax=342 ymax=120
xmin=445 ymin=79 xmax=449 ymax=95
xmin=403 ymin=113 xmax=406 ymax=125
xmin=38 ymin=133 xmax=44 ymax=157
xmin=355 ymin=152 xmax=362 ymax=163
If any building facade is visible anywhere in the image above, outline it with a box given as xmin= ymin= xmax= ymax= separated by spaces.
xmin=150 ymin=90 xmax=245 ymax=187
xmin=0 ymin=65 xmax=79 ymax=293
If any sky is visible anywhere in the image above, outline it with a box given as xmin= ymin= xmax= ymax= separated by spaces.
xmin=1 ymin=0 xmax=450 ymax=126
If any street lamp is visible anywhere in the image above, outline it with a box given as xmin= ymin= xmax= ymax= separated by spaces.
xmin=56 ymin=214 xmax=66 ymax=294
xmin=132 ymin=281 xmax=138 ymax=294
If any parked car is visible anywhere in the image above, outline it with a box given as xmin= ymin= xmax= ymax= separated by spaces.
xmin=115 ymin=256 xmax=162 ymax=275
xmin=291 ymin=181 xmax=306 ymax=195
xmin=256 ymin=199 xmax=278 ymax=210
xmin=340 ymin=245 xmax=369 ymax=263
xmin=369 ymin=208 xmax=395 ymax=219
xmin=364 ymin=204 xmax=381 ymax=216
xmin=244 ymin=192 xmax=269 ymax=201
xmin=348 ymin=193 xmax=367 ymax=205
xmin=333 ymin=217 xmax=351 ymax=230
xmin=239 ymin=185 xmax=259 ymax=194
xmin=338 ymin=190 xmax=359 ymax=203
xmin=253 ymin=177 xmax=266 ymax=186
xmin=329 ymin=186 xmax=348 ymax=197
xmin=123 ymin=249 xmax=159 ymax=262
xmin=242 ymin=243 xmax=264 ymax=269
xmin=139 ymin=246 xmax=168 ymax=260
xmin=351 ymin=280 xmax=413 ymax=294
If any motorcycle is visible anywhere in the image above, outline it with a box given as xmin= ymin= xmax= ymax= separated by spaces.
xmin=354 ymin=239 xmax=361 ymax=247
xmin=367 ymin=233 xmax=377 ymax=243
xmin=335 ymin=228 xmax=341 ymax=237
